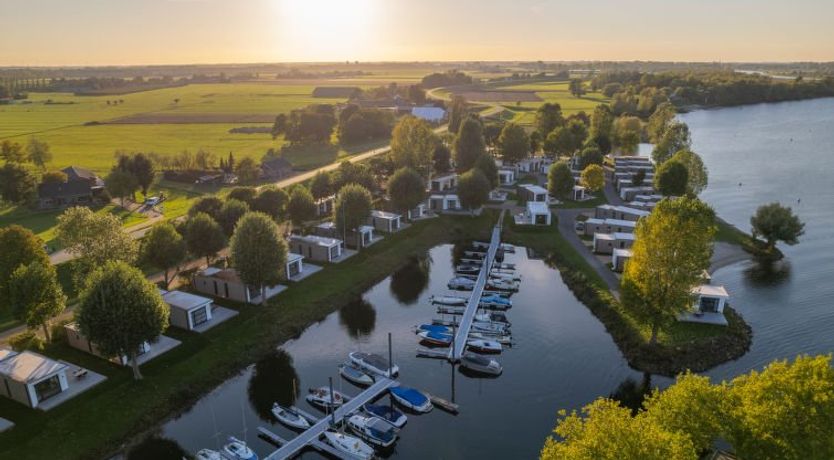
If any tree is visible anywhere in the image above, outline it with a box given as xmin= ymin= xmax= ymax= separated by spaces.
xmin=56 ymin=206 xmax=138 ymax=277
xmin=613 ymin=116 xmax=642 ymax=155
xmin=188 ymin=196 xmax=224 ymax=219
xmin=750 ymin=202 xmax=805 ymax=252
xmin=621 ymin=197 xmax=716 ymax=344
xmin=432 ymin=143 xmax=452 ymax=174
xmin=235 ymin=157 xmax=261 ymax=184
xmin=590 ymin=105 xmax=615 ymax=155
xmin=647 ymin=102 xmax=677 ymax=143
xmin=229 ymin=212 xmax=287 ymax=305
xmin=116 ymin=152 xmax=155 ymax=197
xmin=453 ymin=117 xmax=486 ymax=171
xmin=652 ymin=122 xmax=691 ymax=164
xmin=390 ymin=116 xmax=436 ymax=174
xmin=568 ymin=79 xmax=586 ymax=97
xmin=547 ymin=161 xmax=574 ymax=201
xmin=0 ymin=140 xmax=26 ymax=163
xmin=577 ymin=145 xmax=603 ymax=170
xmin=580 ymin=164 xmax=604 ymax=192
xmin=271 ymin=113 xmax=288 ymax=139
xmin=140 ymin=223 xmax=187 ymax=288
xmin=41 ymin=170 xmax=67 ymax=184
xmin=227 ymin=186 xmax=257 ymax=206
xmin=457 ymin=169 xmax=490 ymax=214
xmin=252 ymin=186 xmax=289 ymax=221
xmin=483 ymin=122 xmax=504 ymax=148
xmin=669 ymin=149 xmax=708 ymax=195
xmin=184 ymin=212 xmax=226 ymax=265
xmin=217 ymin=198 xmax=250 ymax=236
xmin=387 ymin=167 xmax=426 ymax=216
xmin=8 ymin=261 xmax=65 ymax=342
xmin=287 ymin=186 xmax=317 ymax=229
xmin=284 ymin=105 xmax=337 ymax=144
xmin=474 ymin=153 xmax=499 ymax=188
xmin=310 ymin=170 xmax=332 ymax=200
xmin=632 ymin=169 xmax=646 ymax=187
xmin=76 ymin=261 xmax=169 ymax=380
xmin=105 ymin=168 xmax=138 ymax=206
xmin=334 ymin=184 xmax=373 ymax=239
xmin=332 ymin=160 xmax=376 ymax=192
xmin=535 ymin=102 xmax=564 ymax=136
xmin=654 ymin=160 xmax=689 ymax=196
xmin=0 ymin=225 xmax=49 ymax=312
xmin=447 ymin=95 xmax=467 ymax=134
xmin=544 ymin=121 xmax=586 ymax=157
xmin=0 ymin=162 xmax=37 ymax=204
xmin=497 ymin=123 xmax=529 ymax=164
xmin=25 ymin=138 xmax=51 ymax=169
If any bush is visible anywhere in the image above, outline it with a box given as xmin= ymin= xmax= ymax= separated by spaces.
xmin=50 ymin=318 xmax=73 ymax=343
xmin=9 ymin=329 xmax=45 ymax=352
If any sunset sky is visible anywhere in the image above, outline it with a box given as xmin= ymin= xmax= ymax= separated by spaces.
xmin=2 ymin=0 xmax=833 ymax=66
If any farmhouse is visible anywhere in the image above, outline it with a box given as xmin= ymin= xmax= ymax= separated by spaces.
xmin=612 ymin=248 xmax=633 ymax=272
xmin=0 ymin=349 xmax=67 ymax=409
xmin=593 ymin=232 xmax=636 ymax=254
xmin=64 ymin=322 xmax=181 ymax=366
xmin=289 ymin=234 xmax=343 ymax=263
xmin=260 ymin=157 xmax=293 ymax=181
xmin=411 ymin=106 xmax=446 ymax=122
xmin=518 ymin=184 xmax=549 ymax=203
xmin=193 ymin=267 xmax=284 ymax=304
xmin=368 ymin=210 xmax=402 ymax=233
xmin=36 ymin=166 xmax=106 ymax=210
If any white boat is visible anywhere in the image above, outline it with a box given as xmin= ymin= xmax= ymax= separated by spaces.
xmin=346 ymin=414 xmax=399 ymax=448
xmin=474 ymin=312 xmax=510 ymax=325
xmin=486 ymin=279 xmax=518 ymax=292
xmin=339 ymin=363 xmax=375 ymax=386
xmin=459 ymin=257 xmax=483 ymax=266
xmin=196 ymin=449 xmax=225 ymax=460
xmin=389 ymin=386 xmax=433 ymax=413
xmin=430 ymin=295 xmax=468 ymax=306
xmin=471 ymin=321 xmax=510 ymax=335
xmin=271 ymin=403 xmax=310 ymax=430
xmin=489 ymin=271 xmax=521 ymax=282
xmin=494 ymin=262 xmax=516 ymax=270
xmin=455 ymin=265 xmax=481 ymax=275
xmin=468 ymin=332 xmax=512 ymax=345
xmin=460 ymin=353 xmax=503 ymax=376
xmin=323 ymin=431 xmax=375 ymax=460
xmin=448 ymin=276 xmax=476 ymax=290
xmin=222 ymin=436 xmax=258 ymax=460
xmin=417 ymin=330 xmax=453 ymax=346
xmin=349 ymin=351 xmax=399 ymax=378
xmin=306 ymin=386 xmax=348 ymax=409
xmin=466 ymin=339 xmax=502 ymax=354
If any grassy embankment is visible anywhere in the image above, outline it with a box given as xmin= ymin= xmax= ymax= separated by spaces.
xmin=0 ymin=212 xmax=496 ymax=460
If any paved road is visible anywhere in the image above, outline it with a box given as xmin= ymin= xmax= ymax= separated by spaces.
xmin=555 ymin=207 xmax=621 ymax=297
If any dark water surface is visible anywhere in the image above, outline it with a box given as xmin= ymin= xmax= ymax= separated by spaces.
xmin=158 ymin=98 xmax=834 ymax=458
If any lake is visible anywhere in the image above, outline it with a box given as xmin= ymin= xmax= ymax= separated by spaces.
xmin=157 ymin=97 xmax=834 ymax=458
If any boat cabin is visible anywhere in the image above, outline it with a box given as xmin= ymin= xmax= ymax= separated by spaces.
xmin=0 ymin=349 xmax=69 ymax=409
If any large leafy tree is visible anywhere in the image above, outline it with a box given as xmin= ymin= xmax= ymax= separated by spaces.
xmin=105 ymin=168 xmax=138 ymax=206
xmin=252 ymin=186 xmax=289 ymax=221
xmin=332 ymin=160 xmax=376 ymax=192
xmin=184 ymin=212 xmax=227 ymax=265
xmin=227 ymin=186 xmax=257 ymax=206
xmin=76 ymin=261 xmax=169 ymax=380
xmin=457 ymin=169 xmax=490 ymax=214
xmin=287 ymin=185 xmax=317 ymax=229
xmin=497 ymin=123 xmax=529 ymax=164
xmin=140 ymin=223 xmax=187 ymax=288
xmin=432 ymin=143 xmax=452 ymax=175
xmin=390 ymin=115 xmax=437 ymax=175
xmin=235 ymin=157 xmax=261 ymax=185
xmin=230 ymin=212 xmax=287 ymax=305
xmin=56 ymin=206 xmax=138 ymax=281
xmin=544 ymin=120 xmax=587 ymax=157
xmin=647 ymin=102 xmax=677 ymax=143
xmin=613 ymin=116 xmax=642 ymax=155
xmin=334 ymin=184 xmax=373 ymax=237
xmin=8 ymin=261 xmax=65 ymax=342
xmin=590 ymin=105 xmax=614 ymax=154
xmin=0 ymin=225 xmax=49 ymax=312
xmin=310 ymin=170 xmax=332 ymax=201
xmin=750 ymin=202 xmax=805 ymax=252
xmin=0 ymin=162 xmax=38 ymax=204
xmin=652 ymin=122 xmax=691 ymax=164
xmin=474 ymin=154 xmax=499 ymax=188
xmin=568 ymin=79 xmax=586 ymax=97
xmin=654 ymin=160 xmax=689 ymax=196
xmin=453 ymin=117 xmax=486 ymax=171
xmin=580 ymin=164 xmax=604 ymax=192
xmin=26 ymin=138 xmax=52 ymax=169
xmin=387 ymin=167 xmax=426 ymax=216
xmin=0 ymin=140 xmax=26 ymax=163
xmin=115 ymin=152 xmax=156 ymax=197
xmin=534 ymin=102 xmax=564 ymax=137
xmin=216 ymin=198 xmax=250 ymax=236
xmin=577 ymin=145 xmax=603 ymax=170
xmin=447 ymin=95 xmax=467 ymax=134
xmin=621 ymin=197 xmax=716 ymax=344
xmin=547 ymin=161 xmax=574 ymax=201
xmin=188 ymin=196 xmax=224 ymax=220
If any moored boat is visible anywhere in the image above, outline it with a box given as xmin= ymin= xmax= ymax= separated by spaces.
xmin=417 ymin=330 xmax=453 ymax=346
xmin=349 ymin=351 xmax=399 ymax=378
xmin=339 ymin=363 xmax=375 ymax=386
xmin=471 ymin=321 xmax=510 ymax=335
xmin=455 ymin=265 xmax=481 ymax=275
xmin=363 ymin=403 xmax=408 ymax=429
xmin=323 ymin=431 xmax=374 ymax=460
xmin=306 ymin=386 xmax=348 ymax=409
xmin=460 ymin=353 xmax=503 ymax=375
xmin=448 ymin=276 xmax=476 ymax=290
xmin=474 ymin=312 xmax=510 ymax=325
xmin=222 ymin=437 xmax=258 ymax=460
xmin=347 ymin=414 xmax=398 ymax=448
xmin=389 ymin=386 xmax=433 ymax=413
xmin=429 ymin=295 xmax=468 ymax=306
xmin=466 ymin=339 xmax=502 ymax=354
xmin=196 ymin=449 xmax=224 ymax=460
xmin=480 ymin=294 xmax=512 ymax=308
xmin=271 ymin=403 xmax=310 ymax=430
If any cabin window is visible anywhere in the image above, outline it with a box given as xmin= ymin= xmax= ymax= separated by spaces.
xmin=34 ymin=375 xmax=62 ymax=402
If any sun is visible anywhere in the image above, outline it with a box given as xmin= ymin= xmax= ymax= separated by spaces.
xmin=274 ymin=0 xmax=377 ymax=60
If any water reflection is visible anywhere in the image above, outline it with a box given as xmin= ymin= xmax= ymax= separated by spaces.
xmin=608 ymin=373 xmax=652 ymax=415
xmin=339 ymin=298 xmax=377 ymax=338
xmin=246 ymin=350 xmax=300 ymax=421
xmin=127 ymin=436 xmax=189 ymax=460
xmin=389 ymin=254 xmax=431 ymax=305
xmin=744 ymin=259 xmax=792 ymax=287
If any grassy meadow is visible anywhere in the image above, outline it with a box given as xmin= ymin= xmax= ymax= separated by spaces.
xmin=491 ymin=81 xmax=610 ymax=125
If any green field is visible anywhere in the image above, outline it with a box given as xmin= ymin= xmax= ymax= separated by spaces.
xmin=492 ymin=81 xmax=610 ymax=125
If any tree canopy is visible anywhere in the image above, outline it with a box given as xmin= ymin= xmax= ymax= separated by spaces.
xmin=447 ymin=95 xmax=467 ymax=134
xmin=390 ymin=115 xmax=437 ymax=174
xmin=750 ymin=202 xmax=805 ymax=252
xmin=183 ymin=212 xmax=226 ymax=265
xmin=577 ymin=145 xmax=604 ymax=170
xmin=654 ymin=160 xmax=689 ymax=196
xmin=216 ymin=198 xmax=250 ymax=236
xmin=652 ymin=122 xmax=691 ymax=164
xmin=497 ymin=123 xmax=529 ymax=163
xmin=230 ymin=212 xmax=287 ymax=305
xmin=188 ymin=196 xmax=224 ymax=220
xmin=568 ymin=79 xmax=586 ymax=97
xmin=310 ymin=170 xmax=332 ymax=200
xmin=547 ymin=161 xmax=574 ymax=201
xmin=227 ymin=187 xmax=257 ymax=206
xmin=252 ymin=186 xmax=289 ymax=221
xmin=474 ymin=154 xmax=499 ymax=188
xmin=432 ymin=143 xmax=452 ymax=175
xmin=647 ymin=102 xmax=677 ymax=144
xmin=8 ymin=261 xmax=65 ymax=342
xmin=453 ymin=117 xmax=486 ymax=172
xmin=580 ymin=164 xmax=604 ymax=192
xmin=140 ymin=223 xmax=187 ymax=288
xmin=613 ymin=116 xmax=642 ymax=155
xmin=457 ymin=168 xmax=490 ymax=213
xmin=669 ymin=149 xmax=708 ymax=195
xmin=535 ymin=102 xmax=564 ymax=137
xmin=387 ymin=167 xmax=426 ymax=215
xmin=0 ymin=162 xmax=38 ymax=204
xmin=0 ymin=225 xmax=49 ymax=312
xmin=26 ymin=138 xmax=52 ymax=169
xmin=334 ymin=184 xmax=373 ymax=237
xmin=287 ymin=185 xmax=317 ymax=228
xmin=56 ymin=206 xmax=138 ymax=282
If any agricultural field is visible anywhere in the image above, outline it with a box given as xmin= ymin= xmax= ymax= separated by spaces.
xmin=488 ymin=81 xmax=610 ymax=124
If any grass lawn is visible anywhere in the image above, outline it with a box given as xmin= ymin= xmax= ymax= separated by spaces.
xmin=0 ymin=212 xmax=498 ymax=460
xmin=491 ymin=81 xmax=610 ymax=125
xmin=551 ymin=194 xmax=608 ymax=209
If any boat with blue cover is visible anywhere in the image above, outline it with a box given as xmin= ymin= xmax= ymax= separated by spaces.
xmin=347 ymin=414 xmax=399 ymax=448
xmin=417 ymin=330 xmax=453 ymax=346
xmin=389 ymin=386 xmax=433 ymax=413
xmin=363 ymin=403 xmax=408 ymax=428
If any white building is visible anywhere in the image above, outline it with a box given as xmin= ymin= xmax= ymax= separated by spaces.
xmin=519 ymin=184 xmax=549 ymax=203
xmin=583 ymin=218 xmax=637 ymax=236
xmin=612 ymin=248 xmax=633 ymax=272
xmin=0 ymin=349 xmax=68 ymax=409
xmin=515 ymin=201 xmax=552 ymax=226
xmin=429 ymin=174 xmax=458 ymax=192
xmin=498 ymin=168 xmax=516 ymax=186
xmin=572 ymin=185 xmax=587 ymax=201
xmin=368 ymin=210 xmax=402 ymax=233
xmin=593 ymin=232 xmax=636 ymax=254
xmin=428 ymin=193 xmax=461 ymax=212
xmin=595 ymin=204 xmax=650 ymax=222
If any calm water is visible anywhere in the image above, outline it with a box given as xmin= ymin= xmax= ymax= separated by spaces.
xmin=155 ymin=98 xmax=834 ymax=459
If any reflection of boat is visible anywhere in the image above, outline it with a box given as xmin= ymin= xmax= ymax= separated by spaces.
xmin=338 ymin=363 xmax=374 ymax=386
xmin=448 ymin=276 xmax=476 ymax=290
xmin=306 ymin=386 xmax=348 ymax=409
xmin=271 ymin=403 xmax=310 ymax=430
xmin=429 ymin=295 xmax=468 ymax=306
xmin=417 ymin=330 xmax=452 ymax=346
xmin=460 ymin=353 xmax=503 ymax=376
xmin=389 ymin=386 xmax=433 ymax=413
xmin=466 ymin=339 xmax=502 ymax=354
xmin=323 ymin=431 xmax=374 ymax=460
xmin=455 ymin=265 xmax=481 ymax=275
xmin=196 ymin=449 xmax=225 ymax=460
xmin=347 ymin=414 xmax=399 ymax=448
xmin=349 ymin=351 xmax=399 ymax=378
xmin=222 ymin=436 xmax=258 ymax=460
xmin=363 ymin=403 xmax=408 ymax=429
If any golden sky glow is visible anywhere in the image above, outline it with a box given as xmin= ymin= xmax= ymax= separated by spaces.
xmin=1 ymin=0 xmax=833 ymax=65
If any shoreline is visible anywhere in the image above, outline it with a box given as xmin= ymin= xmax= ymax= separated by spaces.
xmin=710 ymin=241 xmax=753 ymax=273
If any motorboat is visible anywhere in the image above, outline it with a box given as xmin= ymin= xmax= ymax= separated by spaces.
xmin=196 ymin=449 xmax=225 ymax=460
xmin=349 ymin=351 xmax=399 ymax=378
xmin=429 ymin=295 xmax=468 ymax=306
xmin=468 ymin=332 xmax=512 ymax=345
xmin=460 ymin=353 xmax=503 ymax=376
xmin=471 ymin=321 xmax=510 ymax=335
xmin=466 ymin=339 xmax=502 ymax=354
xmin=363 ymin=403 xmax=408 ymax=429
xmin=483 ymin=287 xmax=514 ymax=297
xmin=459 ymin=257 xmax=483 ymax=266
xmin=222 ymin=437 xmax=258 ymax=460
xmin=480 ymin=294 xmax=512 ymax=308
xmin=306 ymin=386 xmax=348 ymax=409
xmin=475 ymin=312 xmax=510 ymax=325
xmin=339 ymin=363 xmax=375 ymax=386
xmin=494 ymin=262 xmax=516 ymax=270
xmin=417 ymin=330 xmax=453 ymax=346
xmin=501 ymin=244 xmax=516 ymax=253
xmin=487 ymin=279 xmax=519 ymax=292
xmin=417 ymin=323 xmax=451 ymax=334
xmin=448 ymin=276 xmax=476 ymax=290
xmin=489 ymin=271 xmax=521 ymax=282
xmin=389 ymin=386 xmax=433 ymax=413
xmin=463 ymin=250 xmax=486 ymax=258
xmin=347 ymin=414 xmax=399 ymax=448
xmin=323 ymin=431 xmax=375 ymax=460
xmin=455 ymin=265 xmax=481 ymax=275
xmin=271 ymin=403 xmax=310 ymax=430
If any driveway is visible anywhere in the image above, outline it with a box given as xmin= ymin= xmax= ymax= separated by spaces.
xmin=555 ymin=207 xmax=621 ymax=297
